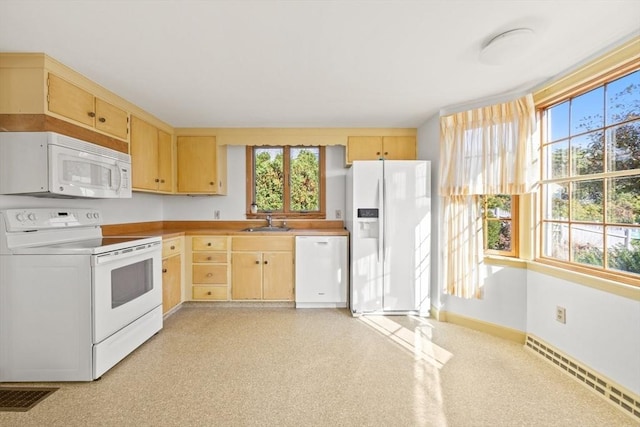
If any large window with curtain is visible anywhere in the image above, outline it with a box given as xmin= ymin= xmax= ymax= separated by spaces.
xmin=440 ymin=94 xmax=537 ymax=298
xmin=246 ymin=146 xmax=326 ymax=219
xmin=538 ymin=68 xmax=640 ymax=286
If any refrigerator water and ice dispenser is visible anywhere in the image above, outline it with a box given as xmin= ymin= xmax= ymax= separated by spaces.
xmin=356 ymin=208 xmax=379 ymax=239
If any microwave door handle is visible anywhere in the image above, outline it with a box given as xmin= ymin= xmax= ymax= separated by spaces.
xmin=114 ymin=163 xmax=124 ymax=191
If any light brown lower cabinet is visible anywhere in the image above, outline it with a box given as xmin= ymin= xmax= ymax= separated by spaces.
xmin=231 ymin=236 xmax=294 ymax=301
xmin=162 ymin=236 xmax=183 ymax=314
xmin=191 ymin=236 xmax=230 ymax=300
xmin=162 ymin=254 xmax=182 ymax=314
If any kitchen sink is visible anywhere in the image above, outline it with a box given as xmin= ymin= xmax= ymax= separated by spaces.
xmin=242 ymin=226 xmax=292 ymax=232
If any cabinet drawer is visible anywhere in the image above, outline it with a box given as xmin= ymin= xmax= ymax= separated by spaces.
xmin=193 ymin=252 xmax=227 ymax=263
xmin=192 ymin=236 xmax=228 ymax=251
xmin=193 ymin=286 xmax=228 ymax=300
xmin=231 ymin=236 xmax=294 ymax=252
xmin=192 ymin=265 xmax=227 ymax=284
xmin=162 ymin=238 xmax=182 ymax=258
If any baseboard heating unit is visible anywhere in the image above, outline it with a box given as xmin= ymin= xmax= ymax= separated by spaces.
xmin=525 ymin=335 xmax=640 ymax=422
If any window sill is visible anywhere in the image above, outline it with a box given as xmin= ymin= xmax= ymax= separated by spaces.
xmin=483 ymin=255 xmax=640 ymax=300
xmin=527 ymin=260 xmax=640 ymax=301
xmin=484 ymin=255 xmax=527 ymax=269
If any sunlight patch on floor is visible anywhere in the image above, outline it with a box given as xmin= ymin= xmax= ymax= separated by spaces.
xmin=358 ymin=315 xmax=453 ymax=369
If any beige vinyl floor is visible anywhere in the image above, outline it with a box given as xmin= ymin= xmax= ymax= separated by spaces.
xmin=0 ymin=305 xmax=636 ymax=427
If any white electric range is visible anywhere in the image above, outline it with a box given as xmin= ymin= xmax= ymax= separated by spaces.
xmin=0 ymin=208 xmax=163 ymax=382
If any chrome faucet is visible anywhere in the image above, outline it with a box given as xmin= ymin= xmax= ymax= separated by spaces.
xmin=266 ymin=214 xmax=273 ymax=227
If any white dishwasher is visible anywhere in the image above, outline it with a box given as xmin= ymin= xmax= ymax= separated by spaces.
xmin=295 ymin=236 xmax=348 ymax=308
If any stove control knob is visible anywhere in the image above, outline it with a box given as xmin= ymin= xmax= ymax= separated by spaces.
xmin=93 ymin=213 xmax=100 ymax=219
xmin=16 ymin=213 xmax=25 ymax=222
xmin=27 ymin=213 xmax=37 ymax=221
xmin=86 ymin=213 xmax=93 ymax=219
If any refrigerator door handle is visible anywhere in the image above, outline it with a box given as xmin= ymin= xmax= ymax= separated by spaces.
xmin=378 ymin=178 xmax=384 ymax=263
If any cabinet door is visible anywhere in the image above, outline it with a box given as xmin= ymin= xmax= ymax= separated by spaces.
xmin=382 ymin=136 xmax=416 ymax=160
xmin=231 ymin=252 xmax=262 ymax=299
xmin=177 ymin=136 xmax=218 ymax=193
xmin=130 ymin=116 xmax=159 ymax=190
xmin=346 ymin=136 xmax=383 ymax=164
xmin=47 ymin=74 xmax=95 ymax=127
xmin=95 ymin=98 xmax=128 ymax=140
xmin=162 ymin=255 xmax=182 ymax=314
xmin=263 ymin=252 xmax=294 ymax=300
xmin=157 ymin=129 xmax=173 ymax=192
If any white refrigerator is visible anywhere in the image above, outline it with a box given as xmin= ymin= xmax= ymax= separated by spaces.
xmin=346 ymin=160 xmax=431 ymax=316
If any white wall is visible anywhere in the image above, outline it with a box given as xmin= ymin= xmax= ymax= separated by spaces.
xmin=0 ymin=192 xmax=164 ymax=224
xmin=527 ymin=270 xmax=640 ymax=395
xmin=162 ymin=145 xmax=347 ymax=221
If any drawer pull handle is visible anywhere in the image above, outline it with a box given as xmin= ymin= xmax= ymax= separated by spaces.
xmin=98 ymin=117 xmax=106 ymax=123
xmin=264 ymin=260 xmax=268 ymax=265
xmin=207 ymin=291 xmax=212 ymax=295
xmin=88 ymin=111 xmax=96 ymax=118
xmin=207 ymin=242 xmax=212 ymax=246
xmin=207 ymin=256 xmax=212 ymax=260
xmin=162 ymin=268 xmax=167 ymax=273
xmin=255 ymin=260 xmax=260 ymax=264
xmin=384 ymin=151 xmax=388 ymax=155
xmin=209 ymin=182 xmax=214 ymax=185
xmin=155 ymin=178 xmax=160 ymax=183
xmin=206 ymin=273 xmax=213 ymax=277
xmin=160 ymin=179 xmax=165 ymax=183
xmin=170 ymin=245 xmax=175 ymax=250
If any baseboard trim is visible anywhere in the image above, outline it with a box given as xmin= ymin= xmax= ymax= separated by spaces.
xmin=525 ymin=334 xmax=640 ymax=422
xmin=433 ymin=310 xmax=526 ymax=344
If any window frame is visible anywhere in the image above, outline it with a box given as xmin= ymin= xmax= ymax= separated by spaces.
xmin=537 ymin=63 xmax=640 ymax=287
xmin=245 ymin=145 xmax=326 ymax=219
xmin=482 ymin=195 xmax=519 ymax=257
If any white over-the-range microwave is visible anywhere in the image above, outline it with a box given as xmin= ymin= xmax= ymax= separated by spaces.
xmin=0 ymin=131 xmax=132 ymax=198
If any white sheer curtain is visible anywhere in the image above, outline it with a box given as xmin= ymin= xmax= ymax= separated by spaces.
xmin=439 ymin=94 xmax=538 ymax=298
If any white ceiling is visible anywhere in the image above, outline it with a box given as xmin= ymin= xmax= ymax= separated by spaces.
xmin=1 ymin=1 xmax=639 ymax=128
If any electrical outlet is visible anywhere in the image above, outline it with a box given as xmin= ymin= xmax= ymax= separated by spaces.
xmin=214 ymin=210 xmax=220 ymax=220
xmin=335 ymin=209 xmax=342 ymax=219
xmin=556 ymin=306 xmax=566 ymax=324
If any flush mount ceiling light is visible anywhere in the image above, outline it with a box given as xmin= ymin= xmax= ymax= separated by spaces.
xmin=480 ymin=28 xmax=535 ymax=65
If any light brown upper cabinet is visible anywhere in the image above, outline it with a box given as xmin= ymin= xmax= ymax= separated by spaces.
xmin=48 ymin=74 xmax=129 ymax=141
xmin=130 ymin=116 xmax=174 ymax=193
xmin=346 ymin=136 xmax=416 ymax=165
xmin=176 ymin=136 xmax=227 ymax=195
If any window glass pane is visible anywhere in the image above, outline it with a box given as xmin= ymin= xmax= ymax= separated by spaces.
xmin=485 ymin=195 xmax=511 ymax=218
xmin=547 ymin=101 xmax=569 ymax=142
xmin=544 ymin=140 xmax=569 ymax=179
xmin=486 ymin=220 xmax=511 ymax=251
xmin=606 ymin=226 xmax=640 ymax=276
xmin=254 ymin=147 xmax=284 ymax=211
xmin=543 ymin=183 xmax=569 ymax=220
xmin=605 ymin=70 xmax=640 ymax=125
xmin=606 ymin=121 xmax=640 ymax=172
xmin=571 ymin=179 xmax=603 ymax=222
xmin=571 ymin=224 xmax=603 ymax=267
xmin=570 ymin=87 xmax=604 ymax=135
xmin=543 ymin=222 xmax=569 ymax=260
xmin=607 ymin=176 xmax=640 ymax=224
xmin=570 ymin=131 xmax=603 ymax=176
xmin=289 ymin=147 xmax=320 ymax=212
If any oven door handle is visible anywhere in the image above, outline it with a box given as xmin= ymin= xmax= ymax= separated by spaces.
xmin=93 ymin=242 xmax=160 ymax=265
